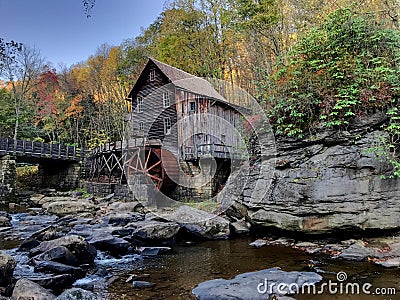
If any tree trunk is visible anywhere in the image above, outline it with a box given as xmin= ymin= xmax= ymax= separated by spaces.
xmin=13 ymin=101 xmax=20 ymax=141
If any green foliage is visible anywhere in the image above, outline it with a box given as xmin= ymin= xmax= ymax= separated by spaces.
xmin=16 ymin=165 xmax=39 ymax=190
xmin=0 ymin=88 xmax=15 ymax=138
xmin=268 ymin=7 xmax=400 ymax=137
xmin=370 ymin=104 xmax=400 ymax=178
xmin=235 ymin=0 xmax=280 ymax=31
xmin=0 ymin=87 xmax=39 ymax=140
xmin=85 ymin=129 xmax=109 ymax=150
xmin=174 ymin=200 xmax=220 ymax=213
xmin=70 ymin=188 xmax=91 ymax=197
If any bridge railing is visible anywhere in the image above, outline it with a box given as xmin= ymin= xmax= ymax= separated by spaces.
xmin=89 ymin=141 xmax=124 ymax=157
xmin=0 ymin=139 xmax=86 ymax=161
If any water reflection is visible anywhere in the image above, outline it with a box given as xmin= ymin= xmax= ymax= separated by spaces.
xmin=107 ymin=238 xmax=400 ymax=300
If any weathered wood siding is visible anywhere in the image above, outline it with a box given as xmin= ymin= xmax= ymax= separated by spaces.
xmin=176 ymin=90 xmax=244 ymax=160
xmin=128 ymin=61 xmax=244 ymax=162
xmin=130 ymin=62 xmax=177 ymax=144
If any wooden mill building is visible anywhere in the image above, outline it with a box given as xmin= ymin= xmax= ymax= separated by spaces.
xmin=125 ymin=58 xmax=248 ymax=200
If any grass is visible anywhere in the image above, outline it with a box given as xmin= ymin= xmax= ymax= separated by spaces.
xmin=177 ymin=199 xmax=221 ymax=213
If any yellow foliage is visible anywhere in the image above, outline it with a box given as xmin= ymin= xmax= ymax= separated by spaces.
xmin=65 ymin=95 xmax=84 ymax=117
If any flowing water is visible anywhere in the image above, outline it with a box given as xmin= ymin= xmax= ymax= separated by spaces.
xmin=1 ymin=208 xmax=400 ymax=300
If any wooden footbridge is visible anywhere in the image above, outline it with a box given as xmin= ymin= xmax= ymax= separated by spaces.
xmin=0 ymin=139 xmax=88 ymax=198
xmin=0 ymin=139 xmax=86 ymax=162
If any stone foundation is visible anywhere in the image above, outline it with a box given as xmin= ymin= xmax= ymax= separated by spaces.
xmin=82 ymin=181 xmax=133 ymax=200
xmin=0 ymin=155 xmax=16 ymax=201
xmin=171 ymin=158 xmax=231 ymax=202
xmin=38 ymin=162 xmax=81 ymax=191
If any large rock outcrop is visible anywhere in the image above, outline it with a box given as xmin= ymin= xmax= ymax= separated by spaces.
xmin=230 ymin=113 xmax=400 ymax=233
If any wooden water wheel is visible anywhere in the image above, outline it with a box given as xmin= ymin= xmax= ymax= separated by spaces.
xmin=125 ymin=147 xmax=177 ymax=192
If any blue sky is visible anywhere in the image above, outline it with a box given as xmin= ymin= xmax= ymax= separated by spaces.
xmin=0 ymin=0 xmax=166 ymax=68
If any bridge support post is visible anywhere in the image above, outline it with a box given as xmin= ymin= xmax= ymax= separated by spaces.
xmin=196 ymin=156 xmax=217 ymax=200
xmin=0 ymin=155 xmax=16 ymax=202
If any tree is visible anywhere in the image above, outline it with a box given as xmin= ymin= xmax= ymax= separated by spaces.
xmin=33 ymin=67 xmax=62 ymax=141
xmin=1 ymin=45 xmax=44 ymax=140
xmin=0 ymin=86 xmax=15 ymax=138
xmin=82 ymin=0 xmax=96 ymax=17
xmin=0 ymin=38 xmax=21 ymax=73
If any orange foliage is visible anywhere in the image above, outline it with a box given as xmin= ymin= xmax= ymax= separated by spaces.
xmin=65 ymin=95 xmax=84 ymax=117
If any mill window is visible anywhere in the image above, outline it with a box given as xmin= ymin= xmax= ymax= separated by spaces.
xmin=164 ymin=117 xmax=171 ymax=134
xmin=189 ymin=101 xmax=196 ymax=112
xmin=138 ymin=121 xmax=144 ymax=131
xmin=149 ymin=69 xmax=155 ymax=81
xmin=136 ymin=97 xmax=143 ymax=113
xmin=163 ymin=92 xmax=170 ymax=108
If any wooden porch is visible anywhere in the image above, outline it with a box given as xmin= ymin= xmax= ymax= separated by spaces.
xmin=182 ymin=143 xmax=244 ymax=160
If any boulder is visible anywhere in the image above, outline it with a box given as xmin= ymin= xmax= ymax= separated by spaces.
xmin=29 ymin=235 xmax=96 ymax=265
xmin=0 ymin=216 xmax=11 ymax=228
xmin=31 ymin=246 xmax=79 ymax=266
xmin=136 ymin=247 xmax=171 ymax=256
xmin=33 ymin=196 xmax=70 ymax=206
xmin=43 ymin=200 xmax=96 ymax=217
xmin=55 ymin=288 xmax=98 ymax=300
xmin=107 ymin=201 xmax=144 ymax=213
xmin=12 ymin=278 xmax=55 ymax=300
xmin=130 ymin=220 xmax=180 ymax=242
xmin=0 ymin=251 xmax=16 ymax=286
xmin=102 ymin=212 xmax=144 ymax=226
xmin=69 ymin=224 xmax=131 ymax=255
xmin=192 ymin=268 xmax=322 ymax=300
xmin=27 ymin=274 xmax=75 ymax=293
xmin=29 ymin=194 xmax=46 ymax=206
xmin=249 ymin=239 xmax=267 ymax=248
xmin=34 ymin=261 xmax=85 ymax=277
xmin=18 ymin=238 xmax=41 ymax=252
xmin=338 ymin=242 xmax=378 ymax=261
xmin=19 ymin=226 xmax=65 ymax=252
xmin=168 ymin=206 xmax=230 ymax=239
xmin=230 ymin=220 xmax=250 ymax=235
xmin=87 ymin=232 xmax=131 ymax=255
xmin=132 ymin=281 xmax=154 ymax=288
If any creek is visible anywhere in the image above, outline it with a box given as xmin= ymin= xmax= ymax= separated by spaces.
xmin=1 ymin=207 xmax=399 ymax=299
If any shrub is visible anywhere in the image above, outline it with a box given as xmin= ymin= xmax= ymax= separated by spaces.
xmin=268 ymin=7 xmax=400 ymax=138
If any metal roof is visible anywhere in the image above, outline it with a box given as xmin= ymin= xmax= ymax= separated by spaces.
xmin=128 ymin=58 xmax=249 ymax=113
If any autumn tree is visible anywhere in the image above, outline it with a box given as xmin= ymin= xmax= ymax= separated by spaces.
xmin=1 ymin=45 xmax=44 ymax=140
xmin=33 ymin=67 xmax=62 ymax=141
xmin=86 ymin=44 xmax=128 ymax=144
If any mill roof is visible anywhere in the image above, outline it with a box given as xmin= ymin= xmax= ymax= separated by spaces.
xmin=127 ymin=58 xmax=248 ymax=112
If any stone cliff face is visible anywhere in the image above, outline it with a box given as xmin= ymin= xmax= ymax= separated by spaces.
xmin=229 ymin=113 xmax=400 ymax=234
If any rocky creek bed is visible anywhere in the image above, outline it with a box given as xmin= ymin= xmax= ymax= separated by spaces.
xmin=0 ymin=191 xmax=400 ymax=299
